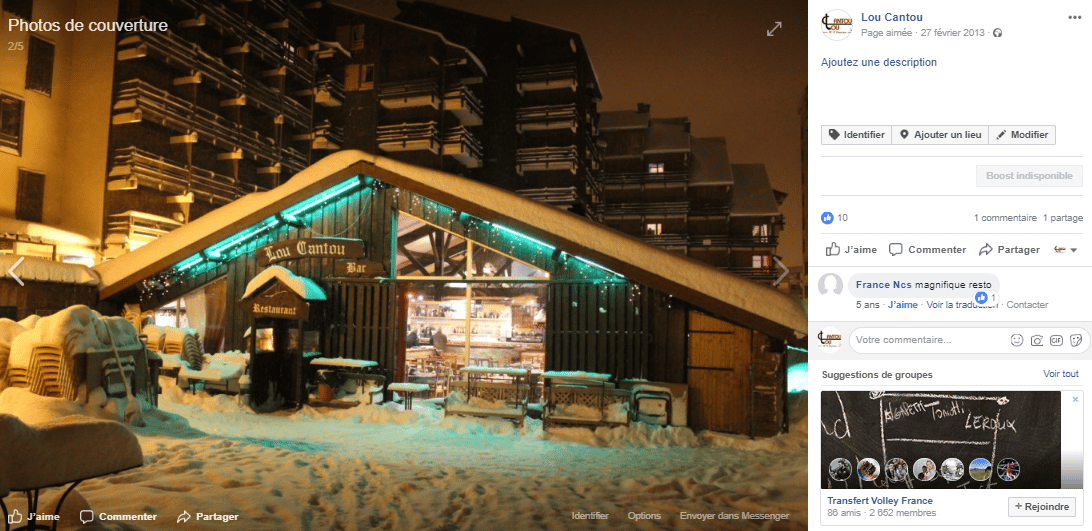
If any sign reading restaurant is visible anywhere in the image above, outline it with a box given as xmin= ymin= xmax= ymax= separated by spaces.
xmin=257 ymin=238 xmax=365 ymax=267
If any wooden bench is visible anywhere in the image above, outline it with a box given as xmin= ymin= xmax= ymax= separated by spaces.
xmin=542 ymin=372 xmax=631 ymax=430
xmin=444 ymin=367 xmax=531 ymax=427
xmin=388 ymin=382 xmax=430 ymax=410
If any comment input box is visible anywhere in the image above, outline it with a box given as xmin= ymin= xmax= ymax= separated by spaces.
xmin=851 ymin=328 xmax=1088 ymax=354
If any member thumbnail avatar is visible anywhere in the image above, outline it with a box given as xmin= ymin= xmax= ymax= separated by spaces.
xmin=858 ymin=458 xmax=880 ymax=481
xmin=885 ymin=458 xmax=909 ymax=483
xmin=969 ymin=458 xmax=992 ymax=481
xmin=997 ymin=458 xmax=1020 ymax=481
xmin=940 ymin=458 xmax=964 ymax=481
xmin=829 ymin=458 xmax=852 ymax=481
xmin=913 ymin=458 xmax=937 ymax=481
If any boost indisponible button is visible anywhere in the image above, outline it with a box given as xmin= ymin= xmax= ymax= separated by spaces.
xmin=1009 ymin=498 xmax=1076 ymax=517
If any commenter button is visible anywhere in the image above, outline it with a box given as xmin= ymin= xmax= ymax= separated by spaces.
xmin=1008 ymin=498 xmax=1075 ymax=517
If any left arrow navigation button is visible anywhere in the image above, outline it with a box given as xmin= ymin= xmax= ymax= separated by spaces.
xmin=6 ymin=256 xmax=25 ymax=286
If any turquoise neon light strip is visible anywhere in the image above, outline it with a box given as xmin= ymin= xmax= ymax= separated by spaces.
xmin=493 ymin=223 xmax=555 ymax=251
xmin=174 ymin=176 xmax=363 ymax=273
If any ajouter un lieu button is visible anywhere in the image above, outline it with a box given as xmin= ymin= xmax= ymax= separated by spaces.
xmin=976 ymin=165 xmax=1083 ymax=187
xmin=1009 ymin=498 xmax=1076 ymax=517
xmin=822 ymin=126 xmax=892 ymax=145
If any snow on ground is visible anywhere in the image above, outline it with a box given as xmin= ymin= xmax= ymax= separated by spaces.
xmin=2 ymin=381 xmax=807 ymax=530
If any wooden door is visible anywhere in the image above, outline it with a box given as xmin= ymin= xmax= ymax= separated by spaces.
xmin=687 ymin=311 xmax=752 ymax=434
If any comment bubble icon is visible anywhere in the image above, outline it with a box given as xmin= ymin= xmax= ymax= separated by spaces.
xmin=889 ymin=243 xmax=903 ymax=256
xmin=80 ymin=511 xmax=94 ymax=525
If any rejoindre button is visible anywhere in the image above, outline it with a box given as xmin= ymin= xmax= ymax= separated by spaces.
xmin=1008 ymin=498 xmax=1076 ymax=517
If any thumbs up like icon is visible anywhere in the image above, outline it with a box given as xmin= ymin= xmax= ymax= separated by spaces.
xmin=826 ymin=242 xmax=841 ymax=257
xmin=8 ymin=509 xmax=24 ymax=524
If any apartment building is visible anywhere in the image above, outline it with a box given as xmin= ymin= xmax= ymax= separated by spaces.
xmin=598 ymin=104 xmax=786 ymax=281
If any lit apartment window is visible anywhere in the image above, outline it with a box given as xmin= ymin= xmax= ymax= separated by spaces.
xmin=26 ymin=35 xmax=54 ymax=95
xmin=751 ymin=255 xmax=770 ymax=269
xmin=648 ymin=162 xmax=664 ymax=174
xmin=4 ymin=0 xmax=33 ymax=20
xmin=645 ymin=223 xmax=662 ymax=235
xmin=752 ymin=224 xmax=770 ymax=242
xmin=0 ymin=93 xmax=24 ymax=154
xmin=16 ymin=169 xmax=45 ymax=222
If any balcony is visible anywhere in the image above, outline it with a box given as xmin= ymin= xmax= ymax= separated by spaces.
xmin=105 ymin=210 xmax=183 ymax=252
xmin=116 ymin=32 xmax=311 ymax=132
xmin=377 ymin=122 xmax=440 ymax=154
xmin=107 ymin=147 xmax=264 ymax=206
xmin=688 ymin=203 xmax=732 ymax=217
xmin=516 ymin=64 xmax=578 ymax=94
xmin=516 ymin=104 xmax=578 ymax=133
xmin=293 ymin=75 xmax=345 ymax=108
xmin=597 ymin=202 xmax=690 ymax=219
xmin=111 ymin=79 xmax=307 ymax=174
xmin=726 ymin=235 xmax=778 ymax=248
xmin=515 ymin=187 xmax=580 ymax=205
xmin=515 ymin=146 xmax=578 ymax=175
xmin=725 ymin=266 xmax=780 ymax=282
xmin=443 ymin=84 xmax=483 ymax=126
xmin=179 ymin=0 xmax=314 ymax=80
xmin=442 ymin=126 xmax=483 ymax=168
xmin=378 ymin=80 xmax=440 ymax=110
xmin=639 ymin=233 xmax=689 ymax=248
xmin=293 ymin=121 xmax=343 ymax=150
xmin=599 ymin=170 xmax=689 ymax=189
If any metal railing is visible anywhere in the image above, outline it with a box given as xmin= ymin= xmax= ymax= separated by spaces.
xmin=112 ymin=79 xmax=307 ymax=173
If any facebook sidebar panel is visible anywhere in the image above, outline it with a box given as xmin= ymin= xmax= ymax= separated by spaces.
xmin=808 ymin=1 xmax=1090 ymax=529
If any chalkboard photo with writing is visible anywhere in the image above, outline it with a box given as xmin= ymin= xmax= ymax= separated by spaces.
xmin=821 ymin=391 xmax=1062 ymax=489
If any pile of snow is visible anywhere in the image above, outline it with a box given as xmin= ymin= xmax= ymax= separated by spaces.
xmin=0 ymin=385 xmax=148 ymax=425
xmin=8 ymin=305 xmax=141 ymax=370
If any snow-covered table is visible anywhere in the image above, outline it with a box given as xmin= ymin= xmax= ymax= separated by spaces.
xmin=445 ymin=367 xmax=531 ymax=427
xmin=0 ymin=413 xmax=143 ymax=531
xmin=309 ymin=358 xmax=384 ymax=406
xmin=387 ymin=382 xmax=430 ymax=410
xmin=542 ymin=371 xmax=630 ymax=429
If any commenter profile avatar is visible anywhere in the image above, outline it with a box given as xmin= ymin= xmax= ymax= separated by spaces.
xmin=822 ymin=10 xmax=853 ymax=40
xmin=818 ymin=327 xmax=843 ymax=351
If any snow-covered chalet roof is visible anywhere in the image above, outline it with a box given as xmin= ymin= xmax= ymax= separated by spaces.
xmin=241 ymin=266 xmax=327 ymax=301
xmin=95 ymin=150 xmax=806 ymax=341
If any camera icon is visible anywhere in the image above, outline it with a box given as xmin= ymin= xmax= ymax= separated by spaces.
xmin=1031 ymin=335 xmax=1044 ymax=347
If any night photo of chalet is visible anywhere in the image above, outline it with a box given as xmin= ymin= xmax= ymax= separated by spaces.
xmin=1 ymin=1 xmax=808 ymax=529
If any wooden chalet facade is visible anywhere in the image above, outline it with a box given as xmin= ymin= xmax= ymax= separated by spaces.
xmin=93 ymin=151 xmax=805 ymax=436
